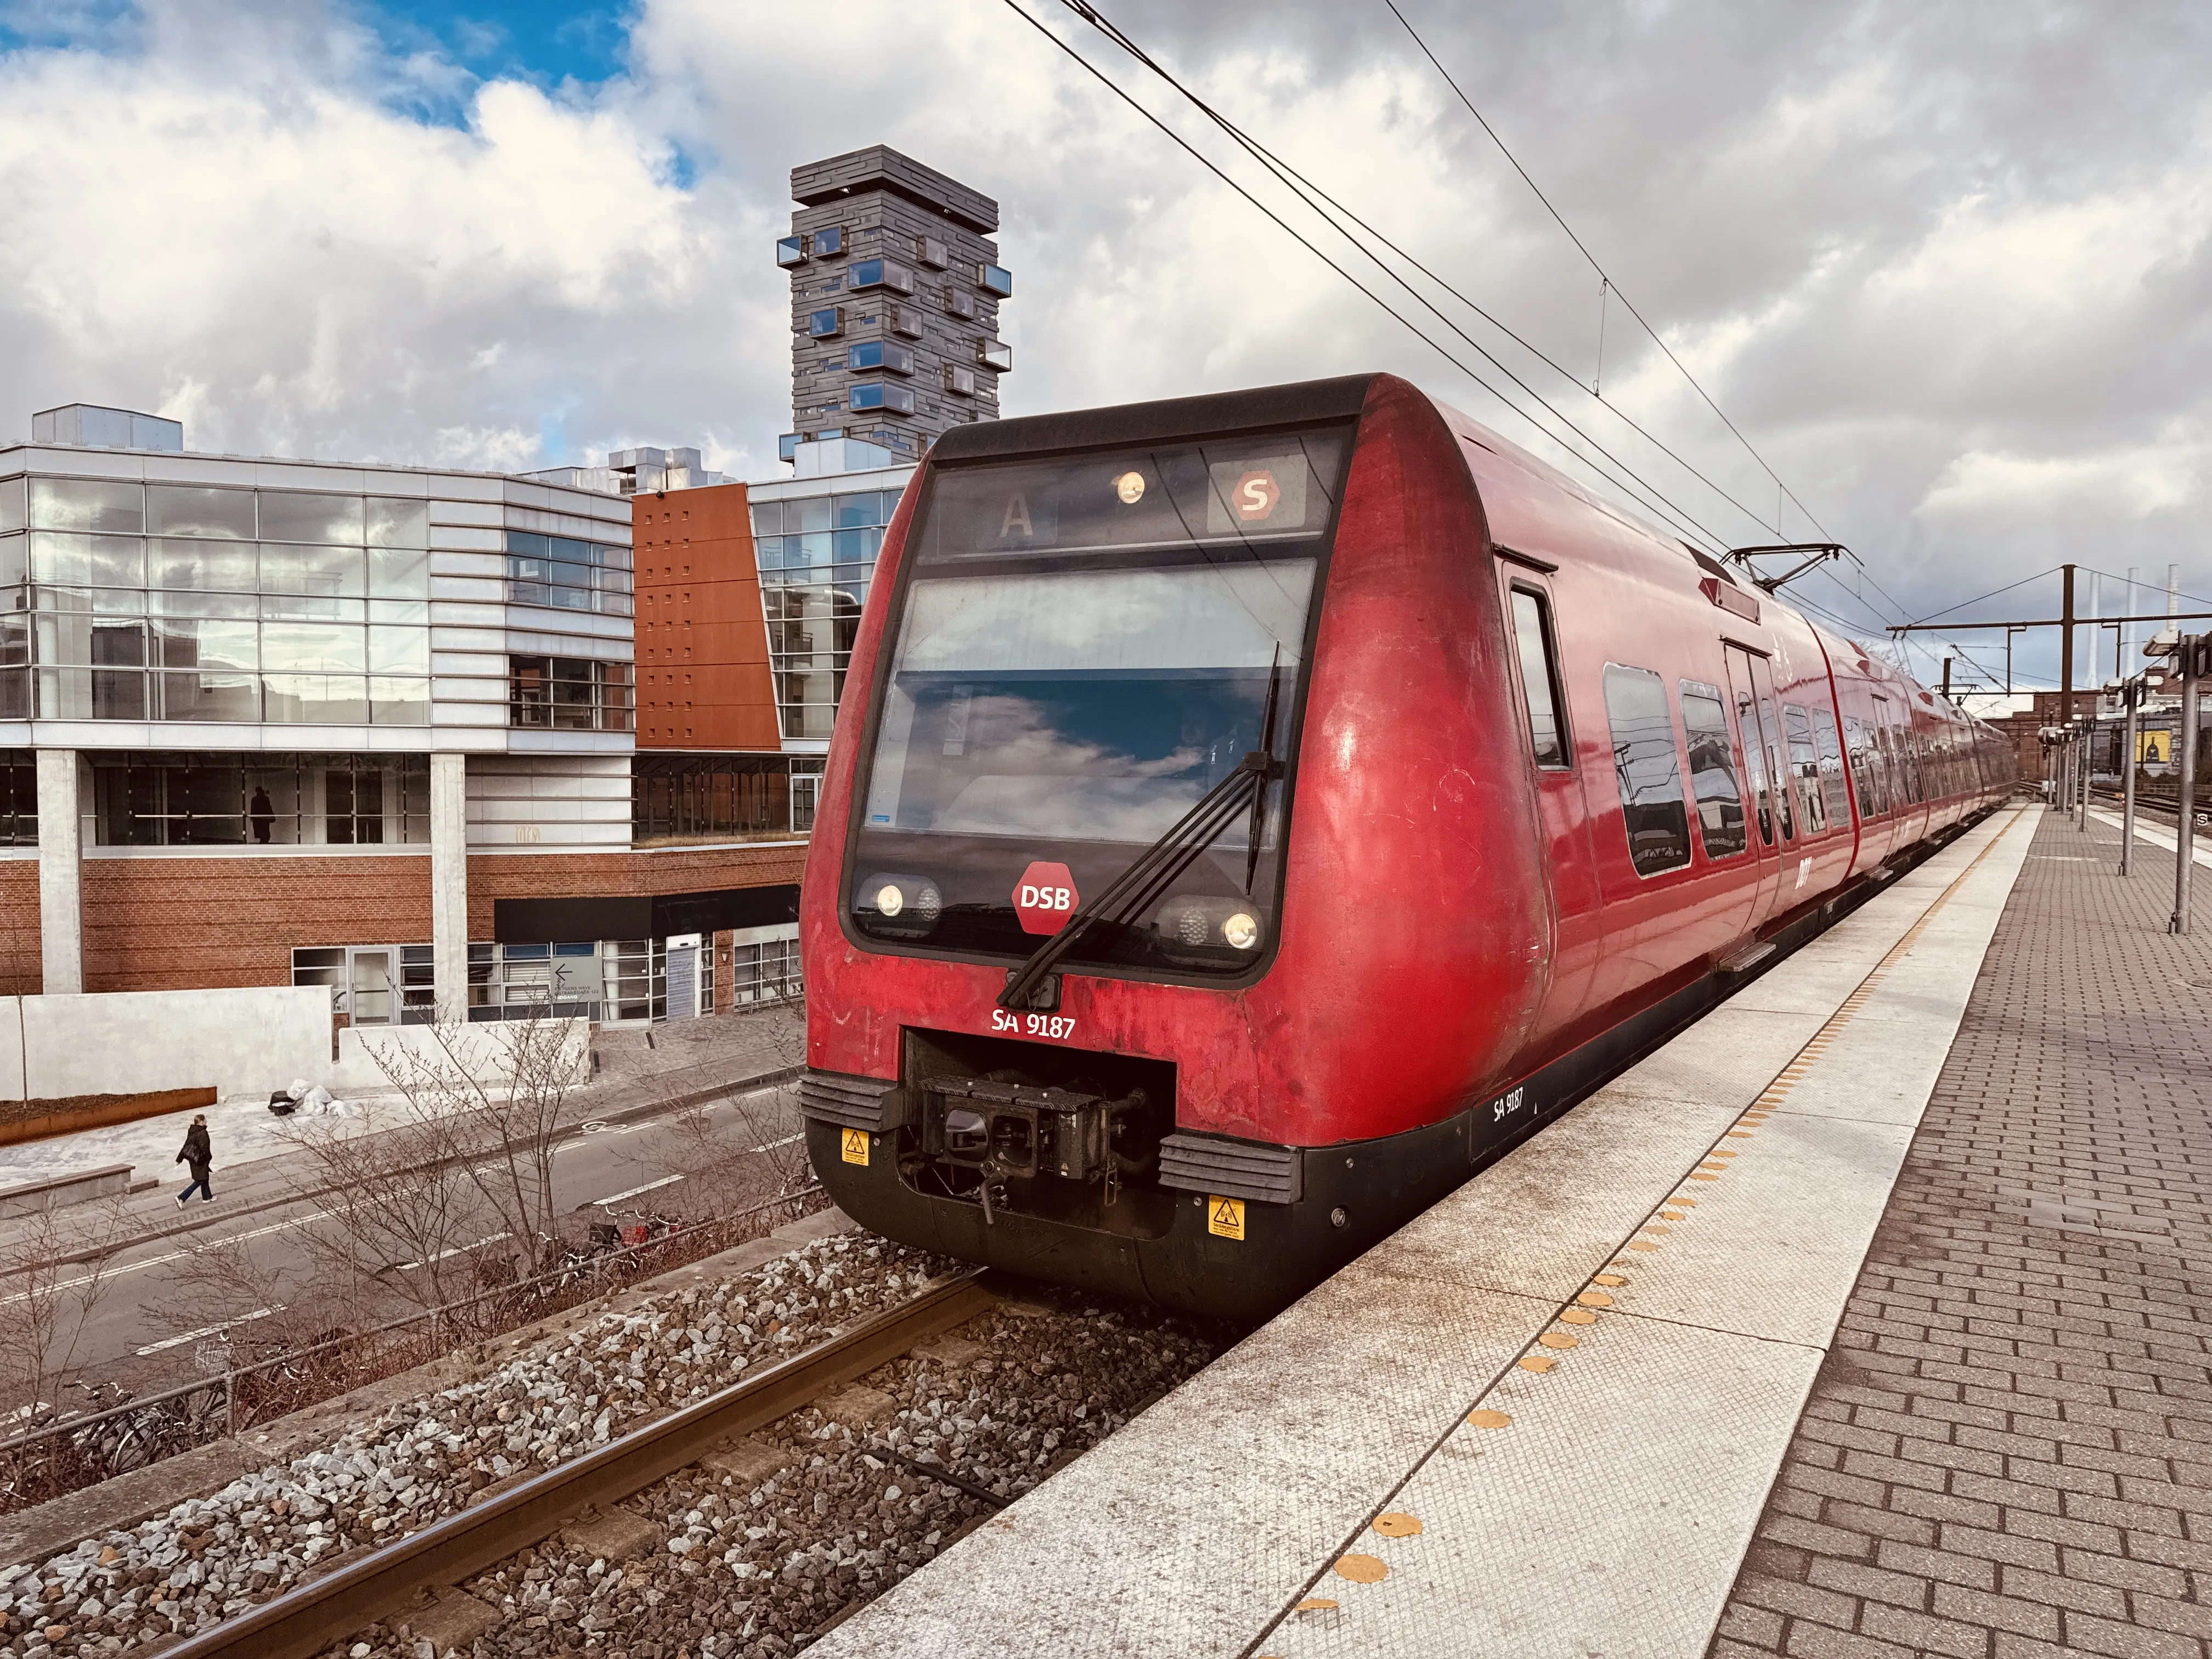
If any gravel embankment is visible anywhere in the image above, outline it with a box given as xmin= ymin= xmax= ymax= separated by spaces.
xmin=336 ymin=1285 xmax=1226 ymax=1658
xmin=0 ymin=1235 xmax=965 ymax=1659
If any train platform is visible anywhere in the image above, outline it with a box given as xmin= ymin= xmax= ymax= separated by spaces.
xmin=810 ymin=803 xmax=2141 ymax=1659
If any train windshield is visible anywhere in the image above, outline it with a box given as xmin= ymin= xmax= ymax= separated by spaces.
xmin=848 ymin=424 xmax=1352 ymax=976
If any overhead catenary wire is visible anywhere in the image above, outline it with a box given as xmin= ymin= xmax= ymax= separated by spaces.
xmin=1052 ymin=0 xmax=1805 ymax=551
xmin=1383 ymin=0 xmax=1835 ymax=547
xmin=994 ymin=0 xmax=1736 ymax=554
xmin=1384 ymin=2 xmax=1941 ymax=637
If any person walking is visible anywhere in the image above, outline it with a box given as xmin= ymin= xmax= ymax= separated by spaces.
xmin=176 ymin=1114 xmax=215 ymax=1206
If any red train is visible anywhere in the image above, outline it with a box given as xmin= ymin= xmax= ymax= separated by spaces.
xmin=796 ymin=373 xmax=2017 ymax=1320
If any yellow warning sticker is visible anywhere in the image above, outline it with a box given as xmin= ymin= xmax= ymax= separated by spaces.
xmin=1207 ymin=1195 xmax=1245 ymax=1240
xmin=2141 ymin=729 xmax=2172 ymax=764
xmin=840 ymin=1128 xmax=870 ymax=1166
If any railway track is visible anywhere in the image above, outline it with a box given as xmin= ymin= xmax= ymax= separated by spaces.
xmin=156 ymin=1271 xmax=998 ymax=1659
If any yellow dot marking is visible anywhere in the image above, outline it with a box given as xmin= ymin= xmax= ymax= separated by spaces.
xmin=1689 ymin=1172 xmax=1720 ymax=1182
xmin=1710 ymin=1150 xmax=1739 ymax=1159
xmin=1642 ymin=1223 xmax=1673 ymax=1235
xmin=1627 ymin=1240 xmax=1660 ymax=1251
xmin=1539 ymin=1331 xmax=1579 ymax=1350
xmin=1726 ymin=1131 xmax=1755 ymax=1139
xmin=1593 ymin=1273 xmax=1626 ymax=1286
xmin=1559 ymin=1307 xmax=1598 ymax=1325
xmin=1517 ymin=1355 xmax=1555 ymax=1373
xmin=1334 ymin=1553 xmax=1389 ymax=1583
xmin=1373 ymin=1513 xmax=1423 ymax=1538
xmin=1295 ymin=1598 xmax=1339 ymax=1612
xmin=1466 ymin=1408 xmax=1513 ymax=1428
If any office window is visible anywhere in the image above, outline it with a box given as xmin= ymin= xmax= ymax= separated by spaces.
xmin=1680 ymin=681 xmax=1747 ymax=859
xmin=1603 ymin=664 xmax=1691 ymax=876
xmin=258 ymin=492 xmax=364 ymax=545
xmin=633 ymin=752 xmax=799 ymax=842
xmin=146 ymin=486 xmax=256 ymax=539
xmin=811 ymin=225 xmax=844 ymax=258
xmin=775 ymin=235 xmax=806 ymax=268
xmin=889 ymin=305 xmax=924 ymax=339
xmin=0 ymin=749 xmax=33 ymax=845
xmin=942 ymin=286 xmax=974 ymax=319
xmin=93 ymin=751 xmax=429 ymax=846
xmin=848 ymin=341 xmax=915 ymax=375
xmin=978 ymin=263 xmax=1014 ymax=297
xmin=915 ymin=236 xmax=947 ymax=269
xmin=849 ymin=383 xmax=916 ymax=415
xmin=978 ymin=339 xmax=1013 ymax=372
xmin=808 ymin=307 xmax=845 ymax=339
xmin=943 ymin=365 xmax=977 ymax=397
xmin=505 ymin=531 xmax=633 ymax=616
xmin=848 ymin=259 xmax=913 ymax=295
xmin=30 ymin=478 xmax=143 ymax=534
xmin=1506 ymin=587 xmax=1568 ymax=768
xmin=509 ymin=655 xmax=634 ymax=731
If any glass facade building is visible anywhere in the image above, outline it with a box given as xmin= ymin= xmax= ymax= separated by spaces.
xmin=2 ymin=475 xmax=437 ymax=725
xmin=748 ymin=478 xmax=908 ymax=742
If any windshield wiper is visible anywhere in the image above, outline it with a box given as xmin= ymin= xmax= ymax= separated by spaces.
xmin=998 ymin=747 xmax=1283 ymax=1012
xmin=1245 ymin=647 xmax=1284 ymax=896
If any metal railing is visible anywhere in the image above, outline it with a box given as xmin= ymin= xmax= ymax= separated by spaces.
xmin=0 ymin=1184 xmax=824 ymax=1516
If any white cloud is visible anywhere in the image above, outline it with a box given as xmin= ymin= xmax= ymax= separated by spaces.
xmin=0 ymin=0 xmax=2207 ymax=695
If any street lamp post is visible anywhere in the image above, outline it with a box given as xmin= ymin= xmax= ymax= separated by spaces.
xmin=2174 ymin=637 xmax=2204 ymax=936
xmin=2121 ymin=676 xmax=2142 ymax=876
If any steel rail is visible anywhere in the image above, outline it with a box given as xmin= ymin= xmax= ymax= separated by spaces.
xmin=159 ymin=1271 xmax=997 ymax=1659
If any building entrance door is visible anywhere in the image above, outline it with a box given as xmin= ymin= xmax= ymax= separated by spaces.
xmin=789 ymin=773 xmax=819 ymax=832
xmin=349 ymin=950 xmax=394 ymax=1026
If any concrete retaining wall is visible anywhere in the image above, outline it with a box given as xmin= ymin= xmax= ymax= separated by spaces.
xmin=0 ymin=988 xmax=334 ymax=1102
xmin=326 ymin=1019 xmax=591 ymax=1095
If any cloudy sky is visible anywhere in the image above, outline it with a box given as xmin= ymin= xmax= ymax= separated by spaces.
xmin=2 ymin=0 xmax=2207 ymax=699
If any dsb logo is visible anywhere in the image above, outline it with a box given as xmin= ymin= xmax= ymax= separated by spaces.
xmin=1013 ymin=861 xmax=1079 ymax=935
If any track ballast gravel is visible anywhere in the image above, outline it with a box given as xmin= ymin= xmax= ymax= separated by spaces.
xmin=338 ymin=1285 xmax=1226 ymax=1659
xmin=0 ymin=1235 xmax=1232 ymax=1659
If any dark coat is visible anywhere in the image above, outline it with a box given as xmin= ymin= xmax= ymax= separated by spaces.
xmin=177 ymin=1122 xmax=212 ymax=1176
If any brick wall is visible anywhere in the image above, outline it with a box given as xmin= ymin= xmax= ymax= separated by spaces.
xmin=80 ymin=854 xmax=436 ymax=993
xmin=38 ymin=843 xmax=809 ymax=995
xmin=0 ymin=860 xmax=38 ymax=995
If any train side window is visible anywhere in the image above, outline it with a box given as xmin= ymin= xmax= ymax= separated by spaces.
xmin=1844 ymin=717 xmax=1875 ymax=816
xmin=1814 ymin=708 xmax=1853 ymax=826
xmin=1731 ymin=678 xmax=1773 ymax=845
xmin=1602 ymin=664 xmax=1691 ymax=877
xmin=1506 ymin=586 xmax=1570 ymax=769
xmin=1758 ymin=693 xmax=1795 ymax=840
xmin=1784 ymin=703 xmax=1825 ymax=835
xmin=1680 ymin=681 xmax=1748 ymax=860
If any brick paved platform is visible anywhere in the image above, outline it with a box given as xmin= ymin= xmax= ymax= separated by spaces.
xmin=1712 ymin=806 xmax=2212 ymax=1659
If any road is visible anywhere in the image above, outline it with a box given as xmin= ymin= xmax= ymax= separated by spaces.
xmin=5 ymin=1081 xmax=807 ymax=1400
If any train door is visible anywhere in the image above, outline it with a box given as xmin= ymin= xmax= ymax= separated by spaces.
xmin=1724 ymin=645 xmax=1783 ymax=929
xmin=1502 ymin=571 xmax=1602 ymax=1044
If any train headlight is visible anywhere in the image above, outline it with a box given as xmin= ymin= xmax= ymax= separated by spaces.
xmin=1153 ymin=896 xmax=1266 ymax=965
xmin=857 ymin=872 xmax=944 ymax=938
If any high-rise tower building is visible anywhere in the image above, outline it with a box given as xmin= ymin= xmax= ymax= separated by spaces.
xmin=777 ymin=146 xmax=1012 ymax=467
